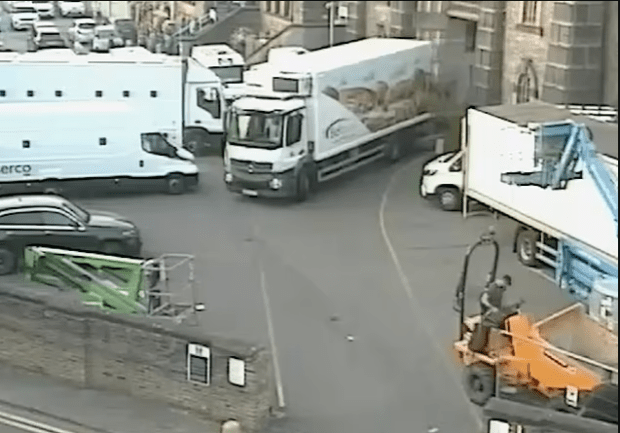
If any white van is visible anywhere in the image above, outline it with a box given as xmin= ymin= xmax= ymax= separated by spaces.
xmin=0 ymin=100 xmax=199 ymax=196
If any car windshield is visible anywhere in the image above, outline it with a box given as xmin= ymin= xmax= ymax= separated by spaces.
xmin=79 ymin=23 xmax=96 ymax=30
xmin=211 ymin=66 xmax=244 ymax=84
xmin=228 ymin=111 xmax=283 ymax=149
xmin=61 ymin=200 xmax=90 ymax=223
xmin=96 ymin=30 xmax=115 ymax=38
xmin=41 ymin=33 xmax=62 ymax=40
xmin=15 ymin=7 xmax=37 ymax=13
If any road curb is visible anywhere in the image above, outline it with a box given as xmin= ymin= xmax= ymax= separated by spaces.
xmin=0 ymin=397 xmax=113 ymax=433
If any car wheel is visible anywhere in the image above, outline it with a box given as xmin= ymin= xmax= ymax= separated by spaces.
xmin=0 ymin=247 xmax=17 ymax=276
xmin=166 ymin=174 xmax=185 ymax=195
xmin=101 ymin=241 xmax=125 ymax=256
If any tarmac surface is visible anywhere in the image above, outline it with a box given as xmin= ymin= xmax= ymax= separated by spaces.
xmin=0 ymin=148 xmax=574 ymax=433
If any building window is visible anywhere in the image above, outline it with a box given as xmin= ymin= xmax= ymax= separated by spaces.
xmin=521 ymin=1 xmax=541 ymax=26
xmin=283 ymin=1 xmax=290 ymax=17
xmin=274 ymin=1 xmax=280 ymax=15
xmin=465 ymin=20 xmax=477 ymax=52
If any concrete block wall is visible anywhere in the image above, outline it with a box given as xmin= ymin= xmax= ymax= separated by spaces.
xmin=0 ymin=284 xmax=274 ymax=432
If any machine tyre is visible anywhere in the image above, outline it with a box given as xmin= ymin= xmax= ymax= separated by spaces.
xmin=166 ymin=174 xmax=185 ymax=195
xmin=516 ymin=229 xmax=539 ymax=267
xmin=463 ymin=363 xmax=495 ymax=406
xmin=0 ymin=247 xmax=17 ymax=276
xmin=437 ymin=187 xmax=462 ymax=211
xmin=295 ymin=170 xmax=311 ymax=203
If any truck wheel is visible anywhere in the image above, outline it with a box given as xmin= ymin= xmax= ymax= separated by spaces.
xmin=463 ymin=363 xmax=495 ymax=406
xmin=295 ymin=170 xmax=311 ymax=203
xmin=516 ymin=229 xmax=539 ymax=267
xmin=166 ymin=174 xmax=185 ymax=195
xmin=0 ymin=247 xmax=17 ymax=276
xmin=183 ymin=129 xmax=202 ymax=155
xmin=437 ymin=187 xmax=461 ymax=211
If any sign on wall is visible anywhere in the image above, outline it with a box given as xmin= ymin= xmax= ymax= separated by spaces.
xmin=228 ymin=357 xmax=246 ymax=387
xmin=187 ymin=343 xmax=211 ymax=385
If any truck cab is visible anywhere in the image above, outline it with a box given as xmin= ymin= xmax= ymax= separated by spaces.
xmin=191 ymin=44 xmax=246 ymax=106
xmin=223 ymin=93 xmax=307 ymax=198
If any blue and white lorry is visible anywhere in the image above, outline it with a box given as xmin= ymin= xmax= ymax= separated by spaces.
xmin=223 ymin=38 xmax=441 ymax=201
xmin=420 ymin=102 xmax=618 ymax=314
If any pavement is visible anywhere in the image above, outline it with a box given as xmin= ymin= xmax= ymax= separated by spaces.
xmin=0 ymin=146 xmax=576 ymax=433
xmin=0 ymin=364 xmax=220 ymax=433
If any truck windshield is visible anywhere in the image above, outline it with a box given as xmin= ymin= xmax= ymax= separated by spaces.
xmin=211 ymin=66 xmax=244 ymax=84
xmin=228 ymin=112 xmax=283 ymax=149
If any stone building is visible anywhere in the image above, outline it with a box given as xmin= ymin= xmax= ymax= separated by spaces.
xmin=337 ymin=1 xmax=618 ymax=107
xmin=247 ymin=2 xmax=348 ymax=63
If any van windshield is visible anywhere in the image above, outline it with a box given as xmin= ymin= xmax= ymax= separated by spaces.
xmin=228 ymin=111 xmax=283 ymax=149
xmin=16 ymin=7 xmax=37 ymax=13
xmin=211 ymin=66 xmax=244 ymax=84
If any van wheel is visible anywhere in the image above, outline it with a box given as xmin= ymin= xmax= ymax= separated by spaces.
xmin=0 ymin=247 xmax=17 ymax=276
xmin=463 ymin=363 xmax=495 ymax=406
xmin=437 ymin=187 xmax=461 ymax=211
xmin=166 ymin=174 xmax=185 ymax=195
xmin=295 ymin=170 xmax=311 ymax=203
xmin=516 ymin=229 xmax=539 ymax=267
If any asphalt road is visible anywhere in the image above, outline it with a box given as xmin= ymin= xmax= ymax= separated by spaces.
xmin=0 ymin=7 xmax=76 ymax=52
xmin=46 ymin=149 xmax=566 ymax=433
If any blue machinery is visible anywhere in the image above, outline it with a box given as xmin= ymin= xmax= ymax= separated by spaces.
xmin=501 ymin=121 xmax=618 ymax=309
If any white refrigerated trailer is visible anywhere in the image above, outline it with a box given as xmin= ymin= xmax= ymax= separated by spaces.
xmin=0 ymin=47 xmax=225 ymax=153
xmin=421 ymin=102 xmax=618 ymax=307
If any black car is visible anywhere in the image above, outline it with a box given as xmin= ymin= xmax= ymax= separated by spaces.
xmin=0 ymin=195 xmax=142 ymax=275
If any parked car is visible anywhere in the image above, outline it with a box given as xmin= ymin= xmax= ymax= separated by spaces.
xmin=10 ymin=2 xmax=39 ymax=30
xmin=111 ymin=18 xmax=137 ymax=46
xmin=68 ymin=18 xmax=96 ymax=44
xmin=32 ymin=26 xmax=65 ymax=50
xmin=0 ymin=195 xmax=142 ymax=275
xmin=31 ymin=0 xmax=53 ymax=18
xmin=58 ymin=0 xmax=85 ymax=17
xmin=91 ymin=24 xmax=124 ymax=52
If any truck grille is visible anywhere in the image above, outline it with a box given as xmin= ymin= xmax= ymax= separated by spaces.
xmin=230 ymin=159 xmax=273 ymax=174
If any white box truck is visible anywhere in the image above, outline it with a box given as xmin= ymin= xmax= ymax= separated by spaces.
xmin=420 ymin=102 xmax=618 ymax=306
xmin=223 ymin=38 xmax=440 ymax=201
xmin=0 ymin=100 xmax=199 ymax=195
xmin=190 ymin=44 xmax=246 ymax=105
xmin=0 ymin=47 xmax=225 ymax=154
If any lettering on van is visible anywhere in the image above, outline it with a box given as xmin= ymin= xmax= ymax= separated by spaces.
xmin=0 ymin=165 xmax=32 ymax=175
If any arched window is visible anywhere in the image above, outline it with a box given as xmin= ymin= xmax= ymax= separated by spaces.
xmin=515 ymin=58 xmax=539 ymax=103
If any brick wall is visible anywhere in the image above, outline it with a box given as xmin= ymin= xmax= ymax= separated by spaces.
xmin=0 ymin=283 xmax=274 ymax=433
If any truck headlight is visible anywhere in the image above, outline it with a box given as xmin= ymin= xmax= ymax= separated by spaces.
xmin=224 ymin=172 xmax=234 ymax=183
xmin=269 ymin=178 xmax=282 ymax=190
xmin=122 ymin=229 xmax=138 ymax=237
xmin=423 ymin=169 xmax=437 ymax=176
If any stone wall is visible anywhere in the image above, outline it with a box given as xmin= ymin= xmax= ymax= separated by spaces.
xmin=0 ymin=283 xmax=274 ymax=432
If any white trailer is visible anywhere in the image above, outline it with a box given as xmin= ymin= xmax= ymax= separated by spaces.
xmin=223 ymin=38 xmax=441 ymax=201
xmin=0 ymin=100 xmax=199 ymax=195
xmin=0 ymin=48 xmax=226 ymax=154
xmin=191 ymin=44 xmax=246 ymax=104
xmin=420 ymin=102 xmax=618 ymax=306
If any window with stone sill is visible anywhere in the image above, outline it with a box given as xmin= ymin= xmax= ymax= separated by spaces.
xmin=518 ymin=1 xmax=543 ymax=35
